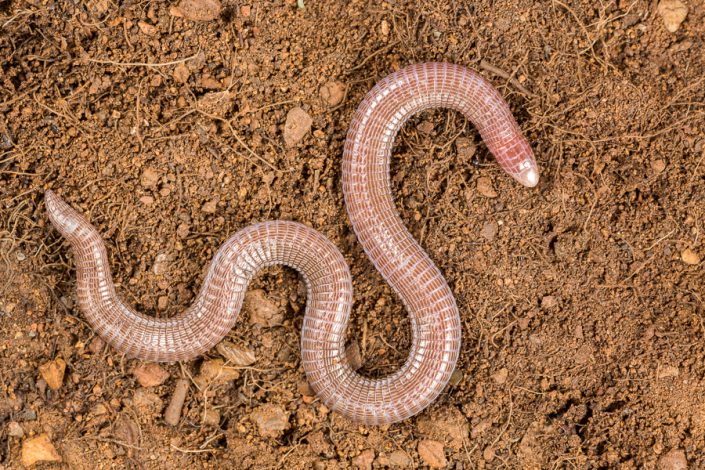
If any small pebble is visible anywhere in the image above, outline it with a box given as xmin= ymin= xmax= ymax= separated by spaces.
xmin=658 ymin=448 xmax=687 ymax=470
xmin=88 ymin=336 xmax=105 ymax=354
xmin=376 ymin=450 xmax=411 ymax=467
xmin=201 ymin=200 xmax=218 ymax=214
xmin=320 ymin=81 xmax=346 ymax=106
xmin=39 ymin=358 xmax=66 ymax=391
xmin=152 ymin=253 xmax=169 ymax=275
xmin=173 ymin=0 xmax=222 ymax=21
xmin=541 ymin=295 xmax=558 ymax=310
xmin=651 ymin=159 xmax=666 ymax=173
xmin=492 ymin=367 xmax=508 ymax=385
xmin=141 ymin=167 xmax=160 ymax=188
xmin=8 ymin=421 xmax=24 ymax=438
xmin=88 ymin=0 xmax=109 ymax=15
xmin=283 ymin=107 xmax=313 ymax=147
xmin=416 ymin=407 xmax=468 ymax=451
xmin=456 ymin=137 xmax=476 ymax=160
xmin=472 ymin=419 xmax=493 ymax=438
xmin=138 ymin=21 xmax=157 ymax=35
xmin=198 ymin=75 xmax=221 ymax=89
xmin=476 ymin=177 xmax=498 ymax=198
xmin=480 ymin=221 xmax=498 ymax=241
xmin=296 ymin=379 xmax=314 ymax=395
xmin=216 ymin=341 xmax=257 ymax=366
xmin=345 ymin=340 xmax=363 ymax=370
xmin=449 ymin=369 xmax=463 ymax=387
xmin=657 ymin=0 xmax=688 ymax=32
xmin=245 ymin=289 xmax=283 ymax=326
xmin=132 ymin=388 xmax=164 ymax=416
xmin=139 ymin=195 xmax=154 ymax=205
xmin=352 ymin=449 xmax=375 ymax=470
xmin=113 ymin=415 xmax=140 ymax=448
xmin=173 ymin=63 xmax=190 ymax=83
xmin=195 ymin=359 xmax=240 ymax=388
xmin=418 ymin=440 xmax=447 ymax=468
xmin=21 ymin=434 xmax=62 ymax=467
xmin=483 ymin=446 xmax=496 ymax=461
xmin=202 ymin=408 xmax=221 ymax=426
xmin=681 ymin=248 xmax=700 ymax=265
xmin=380 ymin=20 xmax=390 ymax=38
xmin=250 ymin=404 xmax=290 ymax=438
xmin=133 ymin=363 xmax=170 ymax=387
xmin=92 ymin=403 xmax=108 ymax=415
xmin=657 ymin=365 xmax=679 ymax=379
xmin=176 ymin=223 xmax=190 ymax=238
xmin=417 ymin=120 xmax=435 ymax=135
xmin=197 ymin=90 xmax=233 ymax=117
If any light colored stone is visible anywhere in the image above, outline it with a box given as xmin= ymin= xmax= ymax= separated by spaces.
xmin=418 ymin=440 xmax=447 ymax=468
xmin=541 ymin=295 xmax=558 ymax=309
xmin=376 ymin=450 xmax=412 ymax=467
xmin=283 ymin=107 xmax=313 ymax=147
xmin=196 ymin=359 xmax=240 ymax=387
xmin=658 ymin=448 xmax=687 ymax=470
xmin=87 ymin=0 xmax=109 ymax=15
xmin=416 ymin=407 xmax=468 ymax=450
xmin=138 ymin=21 xmax=157 ymax=35
xmin=216 ymin=341 xmax=256 ymax=366
xmin=203 ymin=408 xmax=221 ymax=426
xmin=8 ymin=421 xmax=24 ymax=438
xmin=197 ymin=90 xmax=234 ymax=117
xmin=345 ymin=340 xmax=363 ymax=370
xmin=173 ymin=0 xmax=222 ymax=21
xmin=173 ymin=63 xmax=190 ymax=83
xmin=245 ymin=289 xmax=283 ymax=326
xmin=476 ymin=177 xmax=497 ymax=198
xmin=320 ymin=81 xmax=346 ymax=106
xmin=132 ymin=388 xmax=164 ymax=416
xmin=681 ymin=248 xmax=700 ymax=265
xmin=21 ymin=434 xmax=62 ymax=467
xmin=492 ymin=367 xmax=509 ymax=385
xmin=39 ymin=358 xmax=66 ymax=391
xmin=651 ymin=159 xmax=666 ymax=173
xmin=657 ymin=0 xmax=688 ymax=32
xmin=133 ymin=363 xmax=169 ymax=387
xmin=352 ymin=449 xmax=375 ymax=470
xmin=480 ymin=221 xmax=497 ymax=241
xmin=141 ymin=167 xmax=160 ymax=188
xmin=456 ymin=137 xmax=476 ymax=160
xmin=201 ymin=200 xmax=218 ymax=213
xmin=657 ymin=365 xmax=679 ymax=379
xmin=250 ymin=404 xmax=290 ymax=438
xmin=152 ymin=253 xmax=169 ymax=275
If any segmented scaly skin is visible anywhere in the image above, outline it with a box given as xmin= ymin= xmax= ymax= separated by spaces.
xmin=46 ymin=63 xmax=539 ymax=425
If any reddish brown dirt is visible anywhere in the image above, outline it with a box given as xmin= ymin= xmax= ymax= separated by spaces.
xmin=1 ymin=0 xmax=705 ymax=468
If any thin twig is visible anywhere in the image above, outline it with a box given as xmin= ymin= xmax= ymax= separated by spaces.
xmin=170 ymin=443 xmax=218 ymax=454
xmin=479 ymin=60 xmax=535 ymax=97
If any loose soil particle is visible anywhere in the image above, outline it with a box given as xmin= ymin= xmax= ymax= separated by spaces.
xmin=20 ymin=434 xmax=62 ymax=467
xmin=1 ymin=0 xmax=705 ymax=468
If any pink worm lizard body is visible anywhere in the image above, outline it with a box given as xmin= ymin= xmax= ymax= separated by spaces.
xmin=46 ymin=63 xmax=539 ymax=425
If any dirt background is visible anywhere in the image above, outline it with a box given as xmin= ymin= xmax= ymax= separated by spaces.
xmin=1 ymin=0 xmax=705 ymax=468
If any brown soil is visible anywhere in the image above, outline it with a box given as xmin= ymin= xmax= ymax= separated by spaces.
xmin=1 ymin=0 xmax=705 ymax=468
